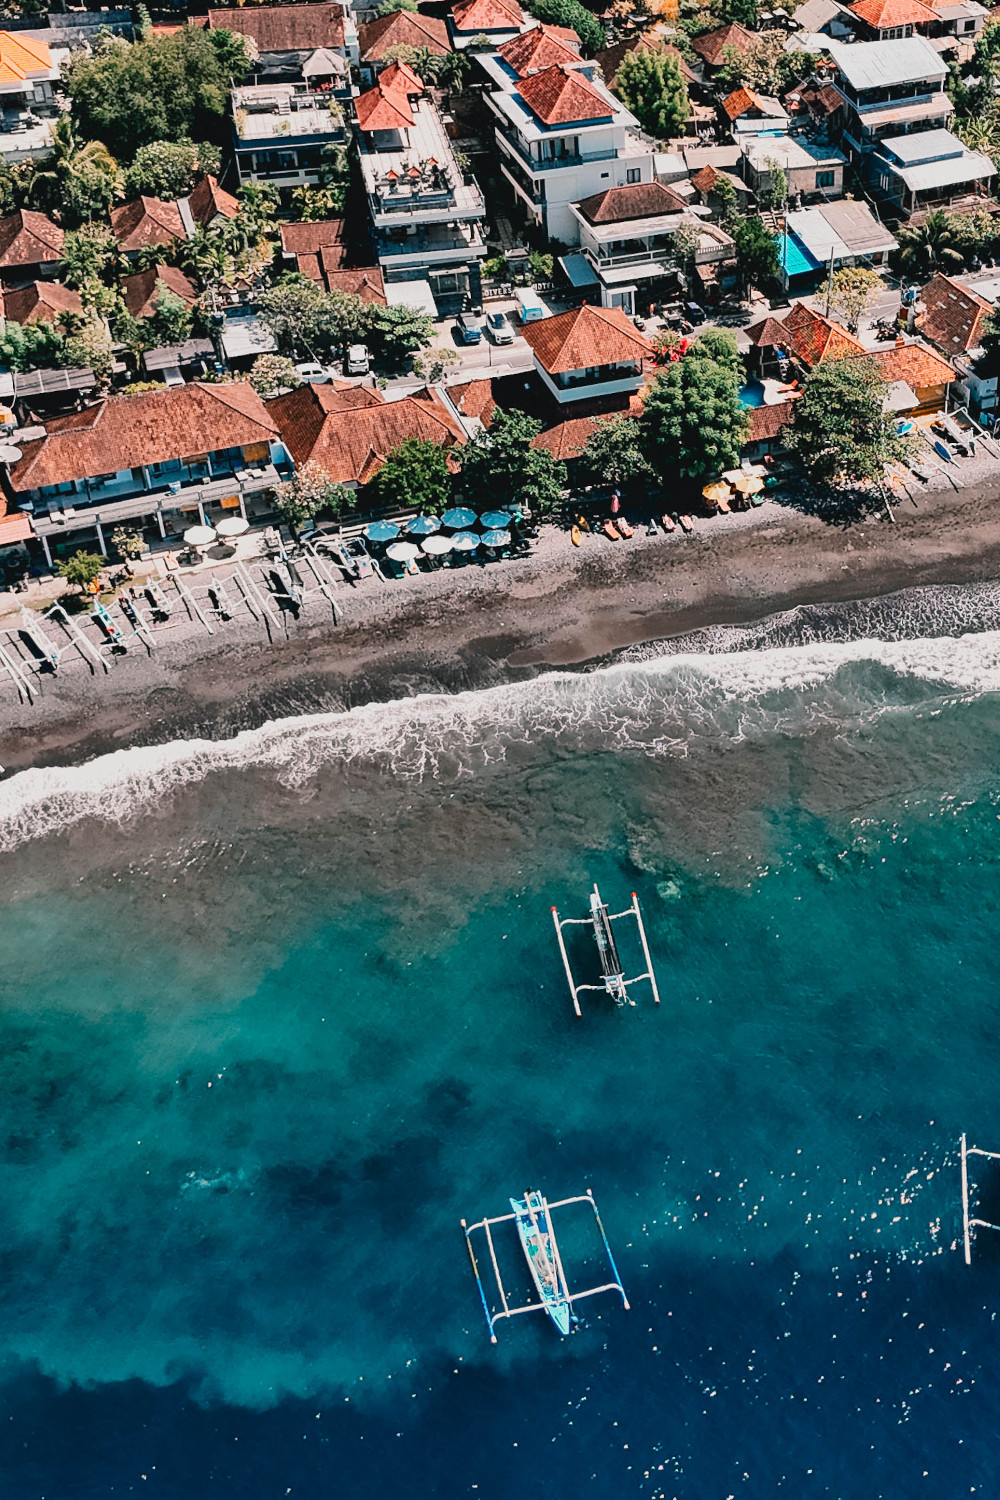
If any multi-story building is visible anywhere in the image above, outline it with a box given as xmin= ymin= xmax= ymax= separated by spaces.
xmin=824 ymin=37 xmax=952 ymax=158
xmin=869 ymin=128 xmax=995 ymax=215
xmin=480 ymin=37 xmax=657 ymax=246
xmin=740 ymin=134 xmax=848 ymax=203
xmin=520 ymin=303 xmax=652 ymax=407
xmin=0 ymin=32 xmax=61 ymax=164
xmin=232 ymin=82 xmax=350 ymax=189
xmin=354 ymin=63 xmax=488 ymax=311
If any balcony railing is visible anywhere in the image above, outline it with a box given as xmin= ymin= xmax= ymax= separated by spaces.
xmin=32 ymin=466 xmax=283 ymax=537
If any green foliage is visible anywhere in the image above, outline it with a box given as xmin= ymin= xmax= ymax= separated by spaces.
xmin=759 ymin=156 xmax=788 ymax=212
xmin=815 ymin=266 xmax=884 ymax=333
xmin=377 ymin=0 xmax=418 ymax=13
xmin=895 ymin=209 xmax=964 ymax=276
xmin=367 ymin=438 xmax=452 ymax=514
xmin=412 ymin=346 xmax=461 ymax=382
xmin=580 ymin=414 xmax=653 ymax=488
xmin=718 ymin=33 xmax=811 ymax=95
xmin=708 ymin=172 xmax=737 ymax=227
xmin=529 ymin=250 xmax=554 ymax=280
xmin=367 ymin=304 xmax=434 ymax=364
xmin=125 ymin=139 xmax=220 ymax=199
xmin=142 ymin=285 xmax=194 ymax=350
xmin=688 ymin=327 xmax=742 ymax=375
xmin=641 ymin=341 xmax=750 ymax=480
xmin=785 ymin=356 xmax=912 ymax=487
xmin=0 ymin=319 xmax=66 ymax=372
xmin=257 ymin=274 xmax=368 ymax=357
xmin=65 ymin=29 xmax=250 ymax=163
xmin=111 ymin=527 xmax=145 ymax=560
xmin=975 ymin=306 xmax=1000 ymax=374
xmin=248 ymin=354 xmax=301 ymax=397
xmin=290 ymin=184 xmax=347 ymax=221
xmin=482 ymin=253 xmax=507 ymax=280
xmin=274 ymin=460 xmax=351 ymax=528
xmin=29 ymin=117 xmax=123 ymax=226
xmin=61 ymin=223 xmax=120 ymax=290
xmin=615 ymin=47 xmax=690 ymax=139
xmin=456 ymin=408 xmax=565 ymax=515
xmin=206 ymin=27 xmax=256 ymax=85
xmin=526 ymin=0 xmax=605 ymax=56
xmin=57 ymin=550 xmax=105 ymax=591
xmin=437 ymin=51 xmax=472 ymax=92
xmin=64 ymin=317 xmax=115 ymax=385
xmin=730 ymin=215 xmax=779 ymax=294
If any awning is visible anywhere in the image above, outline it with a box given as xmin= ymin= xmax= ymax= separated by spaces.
xmin=884 ymin=380 xmax=918 ymax=413
xmin=559 ymin=253 xmax=599 ymax=289
xmin=0 ymin=513 xmax=33 ymax=544
xmin=220 ymin=317 xmax=277 ymax=361
xmin=385 ymin=278 xmax=438 ymax=318
xmin=15 ymin=367 xmax=95 ymax=396
xmin=599 ymin=260 xmax=674 ymax=286
xmin=144 ymin=339 xmax=214 ymax=372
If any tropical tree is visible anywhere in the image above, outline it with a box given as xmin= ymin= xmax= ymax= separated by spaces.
xmin=367 ymin=304 xmax=435 ymax=364
xmin=456 ymin=408 xmax=565 ymax=515
xmin=142 ymin=286 xmax=195 ymax=350
xmin=730 ymin=215 xmax=780 ymax=295
xmin=124 ymin=139 xmax=221 ymax=200
xmin=182 ymin=225 xmax=238 ymax=294
xmin=376 ymin=0 xmax=418 ymax=13
xmin=687 ymin=327 xmax=743 ymax=375
xmin=815 ymin=266 xmax=884 ymax=334
xmin=61 ymin=223 xmax=121 ymax=290
xmin=641 ymin=343 xmax=750 ymax=480
xmin=274 ymin=460 xmax=352 ymax=528
xmin=759 ymin=156 xmax=788 ymax=212
xmin=57 ymin=551 xmax=106 ymax=592
xmin=248 ymin=354 xmax=301 ymax=397
xmin=290 ymin=185 xmax=347 ymax=221
xmin=580 ymin=414 xmax=653 ymax=489
xmin=615 ymin=47 xmax=690 ymax=139
xmin=367 ymin=438 xmax=452 ymax=514
xmin=526 ymin=0 xmax=605 ymax=55
xmin=111 ymin=527 xmax=145 ymax=561
xmin=0 ymin=320 xmax=66 ymax=372
xmin=784 ymin=356 xmax=913 ymax=487
xmin=64 ymin=317 xmax=115 ymax=386
xmin=895 ymin=209 xmax=964 ymax=276
xmin=412 ymin=346 xmax=461 ymax=382
xmin=29 ymin=117 xmax=122 ymax=225
xmin=717 ymin=33 xmax=813 ymax=95
xmin=437 ymin=50 xmax=472 ymax=92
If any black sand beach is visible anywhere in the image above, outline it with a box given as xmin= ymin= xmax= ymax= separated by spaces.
xmin=4 ymin=472 xmax=1000 ymax=773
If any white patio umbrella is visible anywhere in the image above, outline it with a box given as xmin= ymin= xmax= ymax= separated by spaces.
xmin=421 ymin=534 xmax=453 ymax=556
xmin=183 ymin=525 xmax=217 ymax=547
xmin=386 ymin=540 xmax=421 ymax=562
xmin=216 ymin=516 xmax=250 ymax=539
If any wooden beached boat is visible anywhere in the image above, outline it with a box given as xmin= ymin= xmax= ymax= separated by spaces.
xmin=614 ymin=517 xmax=634 ymax=539
xmin=510 ymin=1190 xmax=573 ymax=1335
xmin=678 ymin=514 xmax=694 ymax=533
xmin=660 ymin=514 xmax=676 ymax=533
xmin=571 ymin=524 xmax=582 ymax=547
xmin=603 ymin=519 xmax=621 ymax=540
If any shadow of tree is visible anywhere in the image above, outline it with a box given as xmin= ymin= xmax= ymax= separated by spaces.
xmin=772 ymin=477 xmax=888 ymax=528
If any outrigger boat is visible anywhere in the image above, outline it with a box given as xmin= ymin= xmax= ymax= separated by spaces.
xmin=462 ymin=1187 xmax=628 ymax=1342
xmin=552 ymin=884 xmax=660 ymax=1015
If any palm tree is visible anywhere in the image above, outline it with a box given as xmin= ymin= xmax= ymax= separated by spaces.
xmin=30 ymin=117 xmax=121 ymax=219
xmin=436 ymin=50 xmax=471 ymax=92
xmin=896 ymin=210 xmax=964 ymax=276
xmin=182 ymin=226 xmax=237 ymax=294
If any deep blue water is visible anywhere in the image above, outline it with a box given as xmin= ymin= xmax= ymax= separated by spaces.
xmin=4 ymin=620 xmax=1000 ymax=1496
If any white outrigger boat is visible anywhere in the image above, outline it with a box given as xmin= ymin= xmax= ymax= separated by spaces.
xmin=551 ymin=885 xmax=660 ymax=1015
xmin=461 ymin=1187 xmax=629 ymax=1342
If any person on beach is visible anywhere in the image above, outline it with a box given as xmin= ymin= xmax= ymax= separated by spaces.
xmin=611 ymin=490 xmax=621 ymax=516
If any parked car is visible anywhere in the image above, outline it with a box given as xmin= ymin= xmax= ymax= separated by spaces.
xmin=295 ymin=361 xmax=333 ymax=384
xmin=345 ymin=344 xmax=370 ymax=376
xmin=486 ymin=310 xmax=514 ymax=345
xmin=684 ymin=301 xmax=706 ymax=326
xmin=456 ymin=312 xmax=483 ymax=345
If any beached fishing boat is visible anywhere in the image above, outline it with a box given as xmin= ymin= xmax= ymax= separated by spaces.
xmin=510 ymin=1190 xmax=572 ymax=1334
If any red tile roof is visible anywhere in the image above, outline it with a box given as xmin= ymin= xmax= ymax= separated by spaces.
xmin=848 ymin=0 xmax=936 ymax=27
xmin=500 ymin=23 xmax=580 ymax=76
xmin=358 ymin=9 xmax=451 ymax=61
xmin=522 ymin=304 xmax=653 ymax=375
xmin=747 ymin=398 xmax=797 ymax=444
xmin=378 ymin=58 xmax=423 ymax=94
xmin=323 ymin=267 xmax=387 ymax=304
xmin=111 ymin=195 xmax=185 ymax=252
xmin=186 ymin=174 xmax=239 ymax=227
xmin=0 ymin=209 xmax=63 ymax=269
xmin=451 ymin=0 xmax=522 ymax=32
xmin=280 ymin=218 xmax=346 ymax=256
xmin=531 ymin=410 xmax=628 ymax=460
xmin=745 ymin=315 xmax=793 ymax=347
xmin=596 ymin=37 xmax=696 ymax=89
xmin=871 ymin=341 xmax=957 ymax=388
xmin=917 ymin=272 xmax=991 ymax=354
xmin=2 ymin=279 xmax=81 ymax=325
xmin=266 ymin=383 xmax=465 ymax=485
xmin=444 ymin=378 xmax=496 ymax=424
xmin=721 ymin=86 xmax=764 ymax=121
xmin=517 ymin=63 xmax=614 ymax=126
xmin=205 ymin=4 xmax=346 ymax=52
xmin=355 ymin=76 xmax=415 ymax=131
xmin=690 ymin=164 xmax=719 ymax=195
xmin=122 ymin=264 xmax=199 ymax=319
xmin=10 ymin=382 xmax=279 ymax=493
xmin=575 ymin=180 xmax=687 ymax=224
xmin=691 ymin=22 xmax=754 ymax=66
xmin=781 ymin=302 xmax=866 ymax=367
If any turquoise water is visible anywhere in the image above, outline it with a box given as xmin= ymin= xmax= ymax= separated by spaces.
xmin=739 ymin=381 xmax=766 ymax=408
xmin=5 ymin=617 xmax=1000 ymax=1492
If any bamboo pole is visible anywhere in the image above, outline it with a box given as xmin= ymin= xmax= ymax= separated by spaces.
xmin=962 ymin=1133 xmax=973 ymax=1265
xmin=551 ymin=906 xmax=582 ymax=1017
xmin=632 ymin=893 xmax=660 ymax=1005
xmin=587 ymin=1189 xmax=629 ymax=1309
xmin=482 ymin=1219 xmax=510 ymax=1317
xmin=461 ymin=1220 xmax=497 ymax=1342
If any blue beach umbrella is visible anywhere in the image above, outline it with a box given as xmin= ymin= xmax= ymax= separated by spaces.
xmin=480 ymin=528 xmax=511 ymax=548
xmin=441 ymin=507 xmax=477 ymax=530
xmin=364 ymin=520 xmax=400 ymax=543
xmin=406 ymin=514 xmax=441 ymax=536
xmin=479 ymin=510 xmax=511 ymax=530
xmin=450 ymin=530 xmax=480 ymax=551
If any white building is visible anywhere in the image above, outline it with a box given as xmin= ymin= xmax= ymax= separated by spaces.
xmin=479 ymin=35 xmax=656 ymax=246
xmin=825 ymin=37 xmax=952 ymax=157
xmin=870 ymin=128 xmax=996 ymax=215
xmin=520 ymin=302 xmax=653 ymax=406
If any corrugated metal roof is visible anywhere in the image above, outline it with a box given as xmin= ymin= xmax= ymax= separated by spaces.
xmin=827 ymin=36 xmax=945 ymax=88
xmin=879 ymin=127 xmax=964 ymax=164
xmin=894 ymin=148 xmax=996 ymax=191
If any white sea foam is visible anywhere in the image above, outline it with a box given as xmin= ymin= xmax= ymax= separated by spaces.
xmin=3 ymin=629 xmax=1000 ymax=851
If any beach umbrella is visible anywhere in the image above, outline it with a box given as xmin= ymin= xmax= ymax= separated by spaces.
xmin=721 ymin=469 xmax=745 ymax=485
xmin=450 ymin=531 xmax=479 ymax=552
xmin=364 ymin=519 xmax=400 ymax=543
xmin=701 ymin=482 xmax=731 ymax=505
xmin=183 ymin=524 xmax=216 ymax=547
xmin=421 ymin=534 xmax=453 ymax=555
xmin=405 ymin=514 xmax=441 ymax=536
xmin=386 ymin=540 xmax=421 ymax=562
xmin=479 ymin=510 xmax=512 ymax=529
xmin=733 ymin=474 xmax=764 ymax=497
xmin=480 ymin=528 xmax=511 ymax=548
xmin=441 ymin=507 xmax=477 ymax=530
xmin=216 ymin=516 xmax=250 ymax=538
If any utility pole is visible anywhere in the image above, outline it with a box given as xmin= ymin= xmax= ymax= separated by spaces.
xmin=824 ymin=244 xmax=835 ymax=318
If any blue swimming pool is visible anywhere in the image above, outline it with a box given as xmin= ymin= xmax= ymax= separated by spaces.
xmin=739 ymin=382 xmax=766 ymax=408
xmin=778 ymin=231 xmax=821 ymax=280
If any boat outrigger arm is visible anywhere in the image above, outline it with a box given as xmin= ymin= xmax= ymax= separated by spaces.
xmin=461 ymin=1189 xmax=629 ymax=1343
xmin=960 ymin=1132 xmax=1000 ymax=1264
xmin=551 ymin=885 xmax=660 ymax=1015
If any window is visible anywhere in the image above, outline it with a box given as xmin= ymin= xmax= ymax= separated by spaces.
xmin=627 ymin=168 xmax=641 ymax=183
xmin=816 ymin=170 xmax=836 ymax=188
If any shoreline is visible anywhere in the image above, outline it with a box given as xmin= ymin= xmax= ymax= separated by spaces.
xmin=5 ymin=471 xmax=1000 ymax=774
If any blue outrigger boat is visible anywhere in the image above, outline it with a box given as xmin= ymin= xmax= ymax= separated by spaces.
xmin=461 ymin=1187 xmax=629 ymax=1342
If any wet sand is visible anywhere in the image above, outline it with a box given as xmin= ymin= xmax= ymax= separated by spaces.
xmin=4 ymin=472 xmax=1000 ymax=773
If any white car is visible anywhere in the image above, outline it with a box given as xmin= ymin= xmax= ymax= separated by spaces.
xmin=294 ymin=361 xmax=333 ymax=384
xmin=346 ymin=344 xmax=370 ymax=376
xmin=486 ymin=311 xmax=514 ymax=345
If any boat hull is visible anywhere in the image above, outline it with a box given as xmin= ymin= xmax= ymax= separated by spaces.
xmin=510 ymin=1192 xmax=572 ymax=1335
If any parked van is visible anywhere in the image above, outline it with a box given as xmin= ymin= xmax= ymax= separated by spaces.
xmin=517 ymin=288 xmax=545 ymax=324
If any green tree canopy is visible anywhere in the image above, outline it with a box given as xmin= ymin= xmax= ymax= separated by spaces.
xmin=0 ymin=319 xmax=66 ymax=372
xmin=717 ymin=33 xmax=813 ymax=95
xmin=367 ymin=438 xmax=452 ymax=514
xmin=526 ymin=0 xmax=605 ymax=56
xmin=248 ymin=354 xmax=301 ymax=397
xmin=257 ymin=274 xmax=368 ymax=357
xmin=580 ymin=414 xmax=653 ymax=489
xmin=124 ymin=139 xmax=221 ymax=199
xmin=895 ymin=209 xmax=964 ymax=276
xmin=376 ymin=0 xmax=418 ymax=13
xmin=687 ymin=327 xmax=743 ymax=375
xmin=784 ymin=357 xmax=913 ymax=487
xmin=29 ymin=117 xmax=123 ymax=226
xmin=641 ymin=343 xmax=750 ymax=481
xmin=615 ymin=47 xmax=690 ymax=139
xmin=274 ymin=460 xmax=352 ymax=528
xmin=65 ymin=29 xmax=252 ymax=163
xmin=57 ymin=551 xmax=105 ymax=592
xmin=815 ymin=266 xmax=884 ymax=334
xmin=61 ymin=223 xmax=120 ymax=290
xmin=730 ymin=215 xmax=780 ymax=294
xmin=367 ymin=304 xmax=435 ymax=364
xmin=456 ymin=408 xmax=565 ymax=515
